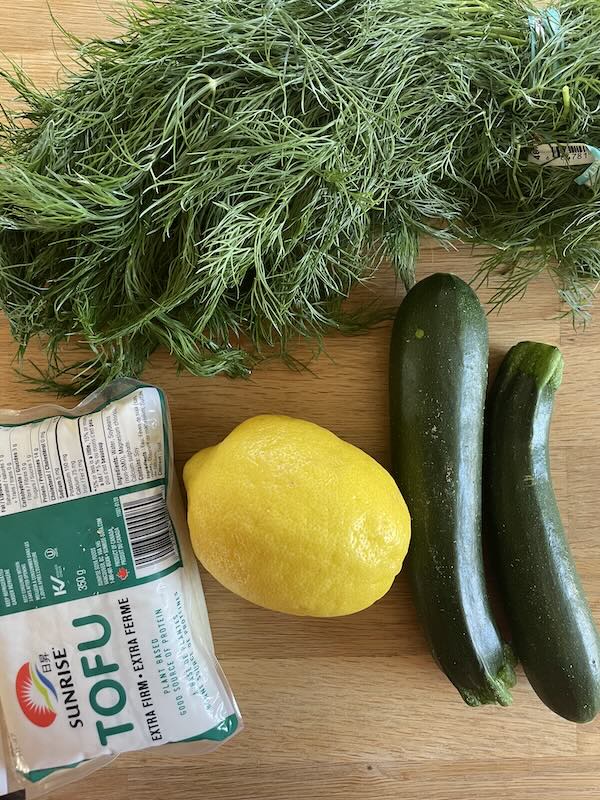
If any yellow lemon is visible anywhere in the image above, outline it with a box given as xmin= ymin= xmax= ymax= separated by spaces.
xmin=183 ymin=415 xmax=410 ymax=617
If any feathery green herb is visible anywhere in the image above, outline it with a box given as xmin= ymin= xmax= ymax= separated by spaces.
xmin=0 ymin=0 xmax=599 ymax=391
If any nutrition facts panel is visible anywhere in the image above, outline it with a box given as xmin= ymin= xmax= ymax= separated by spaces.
xmin=0 ymin=388 xmax=165 ymax=517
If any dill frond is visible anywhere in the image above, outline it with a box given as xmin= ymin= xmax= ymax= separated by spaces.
xmin=0 ymin=0 xmax=598 ymax=392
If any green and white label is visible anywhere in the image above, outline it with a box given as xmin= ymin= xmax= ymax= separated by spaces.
xmin=0 ymin=389 xmax=181 ymax=614
xmin=0 ymin=385 xmax=238 ymax=784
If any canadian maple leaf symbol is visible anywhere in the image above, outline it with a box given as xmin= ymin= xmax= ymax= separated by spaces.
xmin=117 ymin=567 xmax=129 ymax=581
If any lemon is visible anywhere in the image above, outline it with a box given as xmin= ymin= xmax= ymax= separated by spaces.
xmin=183 ymin=415 xmax=411 ymax=617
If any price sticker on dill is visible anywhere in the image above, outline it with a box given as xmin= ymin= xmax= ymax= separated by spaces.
xmin=529 ymin=143 xmax=595 ymax=166
xmin=0 ymin=382 xmax=239 ymax=789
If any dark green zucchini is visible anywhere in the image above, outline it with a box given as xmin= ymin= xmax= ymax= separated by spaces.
xmin=389 ymin=273 xmax=515 ymax=706
xmin=486 ymin=341 xmax=600 ymax=722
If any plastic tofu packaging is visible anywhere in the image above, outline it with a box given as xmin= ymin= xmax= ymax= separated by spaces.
xmin=0 ymin=379 xmax=241 ymax=796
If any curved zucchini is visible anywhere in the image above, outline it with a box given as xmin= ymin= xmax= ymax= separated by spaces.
xmin=486 ymin=341 xmax=600 ymax=722
xmin=389 ymin=273 xmax=515 ymax=706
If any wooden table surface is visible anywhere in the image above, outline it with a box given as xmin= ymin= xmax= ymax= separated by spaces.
xmin=2 ymin=3 xmax=600 ymax=799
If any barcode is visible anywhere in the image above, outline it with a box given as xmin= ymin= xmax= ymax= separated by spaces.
xmin=529 ymin=143 xmax=594 ymax=166
xmin=121 ymin=487 xmax=180 ymax=577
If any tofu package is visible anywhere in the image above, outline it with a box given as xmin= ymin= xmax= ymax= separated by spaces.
xmin=0 ymin=379 xmax=241 ymax=797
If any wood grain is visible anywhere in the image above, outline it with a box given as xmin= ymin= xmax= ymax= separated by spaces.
xmin=1 ymin=4 xmax=600 ymax=799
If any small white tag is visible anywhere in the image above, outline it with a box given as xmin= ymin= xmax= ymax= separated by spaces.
xmin=529 ymin=143 xmax=595 ymax=166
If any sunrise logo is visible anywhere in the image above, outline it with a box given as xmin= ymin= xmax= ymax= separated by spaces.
xmin=15 ymin=662 xmax=58 ymax=728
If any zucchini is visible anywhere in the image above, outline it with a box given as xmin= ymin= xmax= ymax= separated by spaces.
xmin=389 ymin=273 xmax=515 ymax=706
xmin=485 ymin=341 xmax=600 ymax=722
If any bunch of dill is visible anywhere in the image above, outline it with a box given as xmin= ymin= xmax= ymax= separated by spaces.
xmin=0 ymin=0 xmax=598 ymax=391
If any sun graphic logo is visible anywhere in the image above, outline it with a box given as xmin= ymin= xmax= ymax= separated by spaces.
xmin=15 ymin=662 xmax=59 ymax=728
